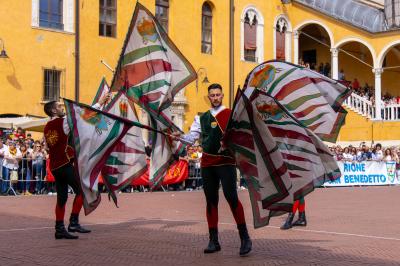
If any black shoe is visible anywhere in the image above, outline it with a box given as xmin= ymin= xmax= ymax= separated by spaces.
xmin=55 ymin=221 xmax=78 ymax=239
xmin=68 ymin=214 xmax=91 ymax=233
xmin=204 ymin=228 xmax=221 ymax=253
xmin=292 ymin=212 xmax=307 ymax=227
xmin=238 ymin=224 xmax=252 ymax=256
xmin=280 ymin=212 xmax=295 ymax=230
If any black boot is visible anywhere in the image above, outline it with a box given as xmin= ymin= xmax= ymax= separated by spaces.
xmin=238 ymin=224 xmax=252 ymax=256
xmin=280 ymin=212 xmax=295 ymax=230
xmin=292 ymin=212 xmax=307 ymax=226
xmin=204 ymin=228 xmax=221 ymax=253
xmin=55 ymin=221 xmax=78 ymax=239
xmin=68 ymin=214 xmax=91 ymax=233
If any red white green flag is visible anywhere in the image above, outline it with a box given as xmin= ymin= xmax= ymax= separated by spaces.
xmin=111 ymin=2 xmax=196 ymax=114
xmin=245 ymin=61 xmax=350 ymax=142
xmin=92 ymin=77 xmax=110 ymax=106
xmin=64 ymin=99 xmax=137 ymax=215
xmin=225 ymin=61 xmax=350 ymax=228
xmin=226 ymin=89 xmax=341 ymax=228
xmin=100 ymin=90 xmax=147 ymax=203
xmin=110 ymin=2 xmax=196 ymax=187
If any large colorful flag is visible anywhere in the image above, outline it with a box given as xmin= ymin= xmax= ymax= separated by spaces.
xmin=64 ymin=99 xmax=138 ymax=215
xmin=100 ymin=90 xmax=147 ymax=204
xmin=244 ymin=61 xmax=351 ymax=142
xmin=110 ymin=2 xmax=196 ymax=187
xmin=225 ymin=61 xmax=350 ymax=228
xmin=110 ymin=2 xmax=196 ymax=113
xmin=226 ymin=89 xmax=341 ymax=228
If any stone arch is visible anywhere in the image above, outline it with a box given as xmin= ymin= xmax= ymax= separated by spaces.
xmin=334 ymin=37 xmax=377 ymax=68
xmin=377 ymin=40 xmax=400 ymax=68
xmin=294 ymin=20 xmax=334 ymax=47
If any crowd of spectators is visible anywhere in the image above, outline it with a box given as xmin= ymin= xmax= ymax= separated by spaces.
xmin=0 ymin=127 xmax=49 ymax=196
xmin=329 ymin=142 xmax=400 ymax=163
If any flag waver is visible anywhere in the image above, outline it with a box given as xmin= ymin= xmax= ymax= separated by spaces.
xmin=64 ymin=99 xmax=136 ymax=215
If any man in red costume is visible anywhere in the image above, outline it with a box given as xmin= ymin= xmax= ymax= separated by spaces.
xmin=44 ymin=95 xmax=110 ymax=239
xmin=177 ymin=84 xmax=252 ymax=256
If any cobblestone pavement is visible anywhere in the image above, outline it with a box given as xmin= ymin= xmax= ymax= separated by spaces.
xmin=0 ymin=186 xmax=399 ymax=266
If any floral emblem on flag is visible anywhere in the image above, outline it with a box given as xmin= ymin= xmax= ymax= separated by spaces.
xmin=137 ymin=17 xmax=159 ymax=44
xmin=255 ymin=99 xmax=286 ymax=121
xmin=386 ymin=161 xmax=397 ymax=183
xmin=249 ymin=64 xmax=276 ymax=89
xmin=119 ymin=99 xmax=128 ymax=118
xmin=79 ymin=107 xmax=110 ymax=135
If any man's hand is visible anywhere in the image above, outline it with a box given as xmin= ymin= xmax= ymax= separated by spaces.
xmin=99 ymin=92 xmax=112 ymax=106
xmin=170 ymin=132 xmax=182 ymax=141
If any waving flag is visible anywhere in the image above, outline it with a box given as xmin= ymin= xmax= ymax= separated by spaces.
xmin=100 ymin=90 xmax=147 ymax=204
xmin=110 ymin=2 xmax=196 ymax=187
xmin=92 ymin=77 xmax=110 ymax=106
xmin=225 ymin=61 xmax=350 ymax=228
xmin=111 ymin=2 xmax=196 ymax=113
xmin=244 ymin=61 xmax=351 ymax=142
xmin=64 ymin=99 xmax=137 ymax=215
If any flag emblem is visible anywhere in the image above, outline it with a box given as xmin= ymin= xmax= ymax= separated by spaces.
xmin=249 ymin=64 xmax=276 ymax=89
xmin=137 ymin=18 xmax=159 ymax=44
xmin=255 ymin=99 xmax=286 ymax=121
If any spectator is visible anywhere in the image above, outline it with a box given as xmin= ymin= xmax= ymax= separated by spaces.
xmin=0 ymin=140 xmax=7 ymax=180
xmin=360 ymin=145 xmax=372 ymax=161
xmin=352 ymin=78 xmax=360 ymax=91
xmin=391 ymin=149 xmax=399 ymax=164
xmin=14 ymin=127 xmax=26 ymax=140
xmin=31 ymin=142 xmax=47 ymax=194
xmin=342 ymin=147 xmax=353 ymax=161
xmin=339 ymin=69 xmax=345 ymax=80
xmin=382 ymin=148 xmax=392 ymax=162
xmin=1 ymin=142 xmax=21 ymax=195
xmin=323 ymin=62 xmax=331 ymax=77
xmin=18 ymin=144 xmax=32 ymax=195
xmin=372 ymin=143 xmax=383 ymax=161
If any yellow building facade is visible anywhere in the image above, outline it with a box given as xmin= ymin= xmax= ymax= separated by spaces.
xmin=0 ymin=0 xmax=399 ymax=142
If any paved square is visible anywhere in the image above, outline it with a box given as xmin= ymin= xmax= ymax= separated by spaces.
xmin=0 ymin=186 xmax=399 ymax=265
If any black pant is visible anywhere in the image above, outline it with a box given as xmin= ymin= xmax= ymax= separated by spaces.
xmin=52 ymin=163 xmax=81 ymax=207
xmin=202 ymin=165 xmax=239 ymax=210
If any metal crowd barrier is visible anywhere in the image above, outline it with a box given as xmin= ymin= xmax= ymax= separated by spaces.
xmin=0 ymin=158 xmax=52 ymax=196
xmin=185 ymin=159 xmax=202 ymax=190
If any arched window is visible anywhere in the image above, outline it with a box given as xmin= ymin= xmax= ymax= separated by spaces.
xmin=241 ymin=6 xmax=264 ymax=63
xmin=201 ymin=2 xmax=212 ymax=54
xmin=275 ymin=18 xmax=288 ymax=60
xmin=155 ymin=0 xmax=169 ymax=33
xmin=244 ymin=12 xmax=257 ymax=61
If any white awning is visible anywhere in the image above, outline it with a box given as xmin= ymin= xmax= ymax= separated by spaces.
xmin=0 ymin=116 xmax=49 ymax=132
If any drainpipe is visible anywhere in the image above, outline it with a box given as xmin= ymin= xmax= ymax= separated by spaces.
xmin=229 ymin=0 xmax=234 ymax=107
xmin=75 ymin=0 xmax=80 ymax=101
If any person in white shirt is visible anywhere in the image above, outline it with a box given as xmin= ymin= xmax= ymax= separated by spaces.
xmin=1 ymin=142 xmax=21 ymax=195
xmin=372 ymin=143 xmax=383 ymax=161
xmin=342 ymin=147 xmax=353 ymax=161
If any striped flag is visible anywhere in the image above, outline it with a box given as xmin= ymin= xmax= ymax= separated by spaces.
xmin=64 ymin=99 xmax=136 ymax=215
xmin=226 ymin=61 xmax=349 ymax=228
xmin=111 ymin=3 xmax=196 ymax=113
xmin=101 ymin=90 xmax=147 ymax=204
xmin=245 ymin=61 xmax=351 ymax=142
xmin=110 ymin=2 xmax=196 ymax=187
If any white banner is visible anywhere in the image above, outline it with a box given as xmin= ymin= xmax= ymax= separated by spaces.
xmin=324 ymin=161 xmax=400 ymax=187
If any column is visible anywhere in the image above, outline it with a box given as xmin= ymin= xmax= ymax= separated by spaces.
xmin=331 ymin=48 xmax=339 ymax=80
xmin=373 ymin=68 xmax=383 ymax=120
xmin=293 ymin=30 xmax=299 ymax=65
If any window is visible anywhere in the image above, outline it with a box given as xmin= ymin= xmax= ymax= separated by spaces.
xmin=39 ymin=0 xmax=63 ymax=30
xmin=275 ymin=18 xmax=288 ymax=60
xmin=43 ymin=69 xmax=61 ymax=101
xmin=99 ymin=0 xmax=117 ymax=37
xmin=201 ymin=2 xmax=212 ymax=54
xmin=155 ymin=0 xmax=169 ymax=33
xmin=244 ymin=12 xmax=257 ymax=62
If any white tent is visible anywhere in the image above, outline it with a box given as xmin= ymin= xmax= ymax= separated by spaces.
xmin=0 ymin=116 xmax=49 ymax=132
